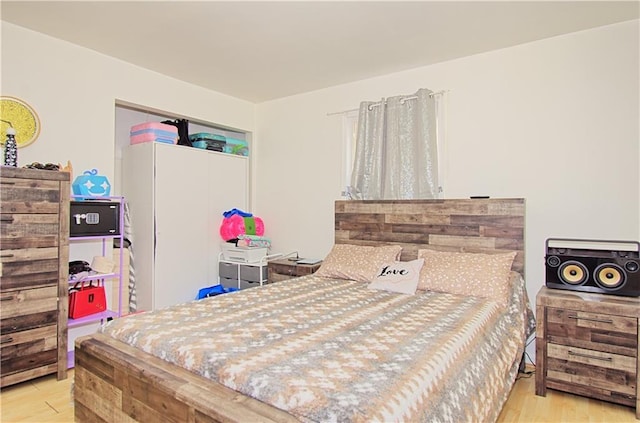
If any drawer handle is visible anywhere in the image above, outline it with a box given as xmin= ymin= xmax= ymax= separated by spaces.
xmin=0 ymin=337 xmax=14 ymax=344
xmin=568 ymin=315 xmax=613 ymax=324
xmin=1 ymin=295 xmax=14 ymax=301
xmin=568 ymin=350 xmax=613 ymax=362
xmin=0 ymin=253 xmax=14 ymax=259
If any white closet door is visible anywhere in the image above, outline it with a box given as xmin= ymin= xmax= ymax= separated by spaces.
xmin=153 ymin=144 xmax=249 ymax=309
xmin=154 ymin=144 xmax=212 ymax=308
xmin=205 ymin=152 xmax=249 ymax=282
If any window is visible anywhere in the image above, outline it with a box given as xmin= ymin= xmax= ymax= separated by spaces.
xmin=341 ymin=92 xmax=446 ymax=199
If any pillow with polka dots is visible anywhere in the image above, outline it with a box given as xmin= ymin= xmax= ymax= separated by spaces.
xmin=417 ymin=249 xmax=517 ymax=306
xmin=315 ymin=244 xmax=403 ymax=282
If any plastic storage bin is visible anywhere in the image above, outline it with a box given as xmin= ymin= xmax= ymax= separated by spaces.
xmin=130 ymin=122 xmax=178 ymax=145
xmin=220 ymin=244 xmax=267 ymax=263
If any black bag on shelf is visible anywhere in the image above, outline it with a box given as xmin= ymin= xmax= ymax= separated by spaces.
xmin=161 ymin=118 xmax=192 ymax=147
xmin=69 ymin=260 xmax=91 ymax=275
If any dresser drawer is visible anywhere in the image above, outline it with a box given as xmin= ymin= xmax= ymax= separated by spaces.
xmin=547 ymin=307 xmax=637 ymax=356
xmin=1 ymin=309 xmax=58 ymax=336
xmin=1 ymin=310 xmax=59 ymax=386
xmin=546 ymin=343 xmax=637 ymax=406
xmin=0 ymin=213 xmax=61 ymax=249
xmin=0 ymin=348 xmax=58 ymax=380
xmin=0 ymin=177 xmax=62 ymax=215
xmin=1 ymin=325 xmax=57 ymax=355
xmin=219 ymin=262 xmax=238 ymax=279
xmin=0 ymin=286 xmax=58 ymax=319
xmin=0 ymin=247 xmax=61 ymax=291
xmin=239 ymin=265 xmax=267 ymax=283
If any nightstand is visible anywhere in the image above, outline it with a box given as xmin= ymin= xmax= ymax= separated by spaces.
xmin=535 ymin=286 xmax=639 ymax=419
xmin=268 ymin=259 xmax=322 ymax=283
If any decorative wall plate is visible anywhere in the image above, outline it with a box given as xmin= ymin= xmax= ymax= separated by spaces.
xmin=1 ymin=96 xmax=41 ymax=148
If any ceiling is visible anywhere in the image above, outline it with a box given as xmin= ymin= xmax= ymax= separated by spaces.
xmin=1 ymin=1 xmax=638 ymax=103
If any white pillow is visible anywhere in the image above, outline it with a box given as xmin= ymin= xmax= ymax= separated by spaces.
xmin=367 ymin=258 xmax=424 ymax=295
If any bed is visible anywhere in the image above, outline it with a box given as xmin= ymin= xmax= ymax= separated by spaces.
xmin=74 ymin=198 xmax=534 ymax=423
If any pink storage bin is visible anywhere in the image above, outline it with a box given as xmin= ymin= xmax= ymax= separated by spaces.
xmin=130 ymin=122 xmax=178 ymax=134
xmin=130 ymin=132 xmax=177 ymax=145
xmin=130 ymin=122 xmax=178 ymax=145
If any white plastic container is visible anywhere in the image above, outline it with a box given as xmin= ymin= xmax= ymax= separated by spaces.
xmin=220 ymin=244 xmax=268 ymax=263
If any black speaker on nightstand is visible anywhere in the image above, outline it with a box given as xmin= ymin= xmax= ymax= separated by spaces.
xmin=545 ymin=238 xmax=640 ymax=297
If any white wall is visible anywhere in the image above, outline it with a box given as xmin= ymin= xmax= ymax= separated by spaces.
xmin=255 ymin=20 xmax=639 ymax=308
xmin=1 ymin=22 xmax=256 ymax=188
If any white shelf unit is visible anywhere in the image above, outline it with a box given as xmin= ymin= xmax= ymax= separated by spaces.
xmin=218 ymin=252 xmax=282 ymax=290
xmin=67 ymin=196 xmax=124 ymax=368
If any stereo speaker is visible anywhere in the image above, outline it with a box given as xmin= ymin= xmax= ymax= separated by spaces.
xmin=545 ymin=238 xmax=639 ymax=297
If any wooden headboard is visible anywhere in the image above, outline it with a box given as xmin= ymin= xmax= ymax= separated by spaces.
xmin=334 ymin=198 xmax=525 ymax=276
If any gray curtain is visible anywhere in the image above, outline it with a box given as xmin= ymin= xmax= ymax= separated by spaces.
xmin=351 ymin=88 xmax=439 ymax=200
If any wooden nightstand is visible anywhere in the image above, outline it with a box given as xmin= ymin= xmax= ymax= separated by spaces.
xmin=268 ymin=259 xmax=322 ymax=283
xmin=535 ymin=287 xmax=639 ymax=419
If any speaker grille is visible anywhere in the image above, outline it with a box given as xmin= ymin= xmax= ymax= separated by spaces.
xmin=594 ymin=264 xmax=625 ymax=289
xmin=558 ymin=261 xmax=588 ymax=285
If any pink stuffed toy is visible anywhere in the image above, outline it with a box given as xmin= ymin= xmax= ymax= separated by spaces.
xmin=219 ymin=209 xmax=264 ymax=241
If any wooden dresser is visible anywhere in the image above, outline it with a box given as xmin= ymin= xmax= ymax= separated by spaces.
xmin=1 ymin=167 xmax=70 ymax=387
xmin=536 ymin=287 xmax=639 ymax=419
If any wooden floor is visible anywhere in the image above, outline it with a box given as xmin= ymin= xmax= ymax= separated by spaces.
xmin=498 ymin=370 xmax=637 ymax=422
xmin=0 ymin=368 xmax=637 ymax=422
xmin=1 ymin=370 xmax=74 ymax=423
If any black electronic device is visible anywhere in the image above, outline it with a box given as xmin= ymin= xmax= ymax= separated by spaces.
xmin=69 ymin=260 xmax=91 ymax=275
xmin=70 ymin=201 xmax=120 ymax=237
xmin=545 ymin=238 xmax=639 ymax=297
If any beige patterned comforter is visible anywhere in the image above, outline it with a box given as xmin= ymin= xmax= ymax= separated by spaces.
xmin=101 ymin=273 xmax=534 ymax=423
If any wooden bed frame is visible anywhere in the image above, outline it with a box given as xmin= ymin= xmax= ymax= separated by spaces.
xmin=74 ymin=198 xmax=525 ymax=422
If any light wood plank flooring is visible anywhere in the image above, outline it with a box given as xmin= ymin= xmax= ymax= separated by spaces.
xmin=0 ymin=368 xmax=637 ymax=422
xmin=1 ymin=370 xmax=74 ymax=423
